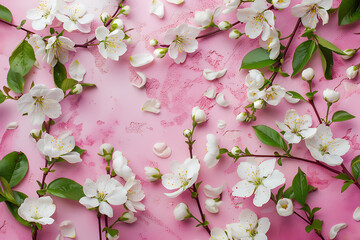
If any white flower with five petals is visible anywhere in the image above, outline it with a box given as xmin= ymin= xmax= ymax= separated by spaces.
xmin=163 ymin=23 xmax=202 ymax=64
xmin=45 ymin=36 xmax=76 ymax=67
xmin=17 ymin=84 xmax=64 ymax=125
xmin=124 ymin=176 xmax=146 ymax=212
xmin=56 ymin=2 xmax=94 ymax=33
xmin=232 ymin=159 xmax=285 ymax=207
xmin=264 ymin=84 xmax=286 ymax=106
xmin=26 ymin=0 xmax=58 ymax=30
xmin=36 ymin=132 xmax=82 ymax=163
xmin=79 ymin=175 xmax=127 ymax=218
xmin=236 ymin=0 xmax=275 ymax=40
xmin=305 ymin=124 xmax=350 ymax=166
xmin=276 ymin=109 xmax=316 ymax=144
xmin=227 ymin=209 xmax=270 ymax=239
xmin=245 ymin=69 xmax=265 ymax=89
xmin=161 ymin=157 xmax=200 ymax=198
xmin=18 ymin=196 xmax=56 ymax=225
xmin=291 ymin=0 xmax=332 ymax=29
xmin=95 ymin=26 xmax=127 ymax=61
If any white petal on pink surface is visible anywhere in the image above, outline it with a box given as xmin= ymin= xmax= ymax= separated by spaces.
xmin=142 ymin=99 xmax=161 ymax=114
xmin=129 ymin=53 xmax=154 ymax=67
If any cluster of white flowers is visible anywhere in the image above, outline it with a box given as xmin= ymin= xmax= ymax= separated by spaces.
xmin=210 ymin=209 xmax=270 ymax=240
xmin=80 ymin=144 xmax=145 ymax=220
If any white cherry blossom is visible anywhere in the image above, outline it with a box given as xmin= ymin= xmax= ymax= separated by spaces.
xmin=26 ymin=0 xmax=58 ymax=30
xmin=247 ymin=88 xmax=266 ymax=103
xmin=112 ymin=151 xmax=135 ymax=181
xmin=194 ymin=7 xmax=222 ymax=28
xmin=259 ymin=27 xmax=280 ymax=60
xmin=305 ymin=124 xmax=350 ymax=166
xmin=95 ymin=26 xmax=127 ymax=61
xmin=17 ymin=84 xmax=64 ymax=125
xmin=45 ymin=36 xmax=76 ymax=67
xmin=56 ymin=2 xmax=94 ymax=33
xmin=163 ymin=23 xmax=201 ymax=64
xmin=276 ymin=109 xmax=316 ymax=144
xmin=203 ymin=134 xmax=220 ymax=168
xmin=273 ymin=0 xmax=291 ymax=9
xmin=276 ymin=198 xmax=293 ymax=217
xmin=236 ymin=0 xmax=275 ymax=40
xmin=223 ymin=0 xmax=241 ymax=14
xmin=291 ymin=0 xmax=332 ymax=29
xmin=161 ymin=157 xmax=200 ymax=198
xmin=37 ymin=132 xmax=82 ymax=163
xmin=232 ymin=159 xmax=285 ymax=207
xmin=79 ymin=175 xmax=127 ymax=218
xmin=245 ymin=69 xmax=265 ymax=89
xmin=264 ymin=84 xmax=286 ymax=106
xmin=28 ymin=34 xmax=46 ymax=57
xmin=124 ymin=176 xmax=146 ymax=212
xmin=18 ymin=196 xmax=56 ymax=225
xmin=210 ymin=227 xmax=230 ymax=240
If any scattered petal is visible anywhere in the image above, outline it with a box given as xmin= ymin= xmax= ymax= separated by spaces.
xmin=216 ymin=93 xmax=230 ymax=107
xmin=59 ymin=220 xmax=76 ymax=238
xmin=153 ymin=142 xmax=172 ymax=158
xmin=204 ymin=89 xmax=216 ymax=99
xmin=131 ymin=72 xmax=147 ymax=88
xmin=69 ymin=60 xmax=86 ymax=82
xmin=217 ymin=120 xmax=227 ymax=129
xmin=6 ymin=122 xmax=18 ymax=130
xmin=353 ymin=207 xmax=360 ymax=221
xmin=329 ymin=223 xmax=347 ymax=239
xmin=129 ymin=53 xmax=154 ymax=67
xmin=142 ymin=99 xmax=161 ymax=114
xmin=203 ymin=68 xmax=227 ymax=81
xmin=150 ymin=0 xmax=165 ymax=18
xmin=166 ymin=0 xmax=184 ymax=4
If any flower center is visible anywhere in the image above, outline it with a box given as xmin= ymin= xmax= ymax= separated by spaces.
xmin=174 ymin=35 xmax=185 ymax=53
xmin=98 ymin=191 xmax=107 ymax=201
xmin=319 ymin=143 xmax=328 ymax=155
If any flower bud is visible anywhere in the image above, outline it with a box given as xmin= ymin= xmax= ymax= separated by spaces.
xmin=191 ymin=106 xmax=207 ymax=124
xmin=253 ymin=99 xmax=264 ymax=109
xmin=98 ymin=143 xmax=114 ymax=157
xmin=218 ymin=21 xmax=232 ymax=30
xmin=149 ymin=39 xmax=158 ymax=46
xmin=183 ymin=129 xmax=191 ymax=138
xmin=30 ymin=129 xmax=42 ymax=141
xmin=173 ymin=203 xmax=191 ymax=221
xmin=100 ymin=12 xmax=110 ymax=25
xmin=276 ymin=198 xmax=293 ymax=217
xmin=323 ymin=88 xmax=340 ymax=103
xmin=120 ymin=211 xmax=137 ymax=224
xmin=342 ymin=49 xmax=356 ymax=60
xmin=106 ymin=233 xmax=119 ymax=240
xmin=205 ymin=199 xmax=222 ymax=213
xmin=154 ymin=48 xmax=168 ymax=58
xmin=110 ymin=18 xmax=124 ymax=31
xmin=301 ymin=67 xmax=315 ymax=81
xmin=229 ymin=29 xmax=241 ymax=39
xmin=71 ymin=84 xmax=83 ymax=95
xmin=231 ymin=146 xmax=241 ymax=155
xmin=144 ymin=167 xmax=162 ymax=182
xmin=126 ymin=38 xmax=132 ymax=44
xmin=236 ymin=112 xmax=247 ymax=122
xmin=346 ymin=65 xmax=359 ymax=79
xmin=121 ymin=5 xmax=130 ymax=15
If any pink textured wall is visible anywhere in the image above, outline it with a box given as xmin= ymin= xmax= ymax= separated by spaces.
xmin=1 ymin=0 xmax=360 ymax=239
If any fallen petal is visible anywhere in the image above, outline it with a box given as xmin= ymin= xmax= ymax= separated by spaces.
xmin=217 ymin=120 xmax=226 ymax=129
xmin=129 ymin=53 xmax=154 ymax=67
xmin=166 ymin=0 xmax=184 ymax=4
xmin=6 ymin=122 xmax=18 ymax=130
xmin=142 ymin=99 xmax=161 ymax=114
xmin=329 ymin=223 xmax=347 ymax=239
xmin=150 ymin=0 xmax=165 ymax=18
xmin=131 ymin=71 xmax=147 ymax=88
xmin=353 ymin=207 xmax=360 ymax=221
xmin=153 ymin=142 xmax=172 ymax=158
xmin=59 ymin=220 xmax=76 ymax=238
xmin=216 ymin=93 xmax=230 ymax=107
xmin=204 ymin=89 xmax=216 ymax=99
xmin=203 ymin=68 xmax=227 ymax=81
xmin=69 ymin=60 xmax=86 ymax=82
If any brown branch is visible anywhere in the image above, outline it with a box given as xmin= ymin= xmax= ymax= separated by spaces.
xmin=0 ymin=18 xmax=35 ymax=34
xmin=308 ymin=99 xmax=322 ymax=125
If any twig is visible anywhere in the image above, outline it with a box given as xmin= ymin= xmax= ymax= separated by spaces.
xmin=0 ymin=18 xmax=35 ymax=34
xmin=98 ymin=213 xmax=103 ymax=240
xmin=341 ymin=163 xmax=360 ymax=190
xmin=308 ymin=99 xmax=322 ymax=125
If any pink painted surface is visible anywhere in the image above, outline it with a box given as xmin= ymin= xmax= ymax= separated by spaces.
xmin=1 ymin=0 xmax=360 ymax=239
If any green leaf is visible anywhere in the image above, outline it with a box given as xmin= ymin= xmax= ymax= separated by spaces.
xmin=283 ymin=186 xmax=295 ymax=199
xmin=47 ymin=178 xmax=85 ymax=201
xmin=312 ymin=219 xmax=323 ymax=231
xmin=305 ymin=225 xmax=313 ymax=233
xmin=5 ymin=191 xmax=31 ymax=227
xmin=318 ymin=44 xmax=333 ymax=80
xmin=195 ymin=181 xmax=202 ymax=190
xmin=301 ymin=28 xmax=316 ymax=39
xmin=292 ymin=168 xmax=308 ymax=206
xmin=315 ymin=36 xmax=345 ymax=55
xmin=351 ymin=155 xmax=360 ymax=180
xmin=334 ymin=173 xmax=352 ymax=181
xmin=0 ymin=177 xmax=17 ymax=205
xmin=338 ymin=0 xmax=360 ymax=25
xmin=252 ymin=125 xmax=288 ymax=151
xmin=7 ymin=70 xmax=25 ymax=93
xmin=53 ymin=62 xmax=68 ymax=89
xmin=0 ymin=4 xmax=12 ymax=23
xmin=241 ymin=48 xmax=277 ymax=69
xmin=81 ymin=83 xmax=96 ymax=87
xmin=73 ymin=146 xmax=86 ymax=156
xmin=219 ymin=148 xmax=229 ymax=155
xmin=286 ymin=91 xmax=306 ymax=101
xmin=341 ymin=181 xmax=354 ymax=192
xmin=0 ymin=151 xmax=29 ymax=187
xmin=292 ymin=40 xmax=317 ymax=77
xmin=332 ymin=111 xmax=355 ymax=122
xmin=0 ymin=90 xmax=6 ymax=104
xmin=61 ymin=78 xmax=78 ymax=91
xmin=305 ymin=91 xmax=318 ymax=100
xmin=16 ymin=19 xmax=26 ymax=29
xmin=276 ymin=184 xmax=286 ymax=201
xmin=9 ymin=40 xmax=36 ymax=77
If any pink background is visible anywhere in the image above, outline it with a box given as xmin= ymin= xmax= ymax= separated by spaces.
xmin=1 ymin=0 xmax=360 ymax=239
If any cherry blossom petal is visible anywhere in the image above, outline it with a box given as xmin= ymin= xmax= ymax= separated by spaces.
xmin=329 ymin=223 xmax=347 ymax=239
xmin=59 ymin=220 xmax=76 ymax=238
xmin=216 ymin=93 xmax=230 ymax=107
xmin=253 ymin=185 xmax=271 ymax=207
xmin=142 ymin=99 xmax=161 ymax=114
xmin=203 ymin=68 xmax=227 ymax=81
xmin=131 ymin=71 xmax=147 ymax=88
xmin=129 ymin=53 xmax=154 ymax=67
xmin=69 ymin=60 xmax=86 ymax=82
xmin=232 ymin=180 xmax=256 ymax=197
xmin=150 ymin=0 xmax=165 ymax=18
